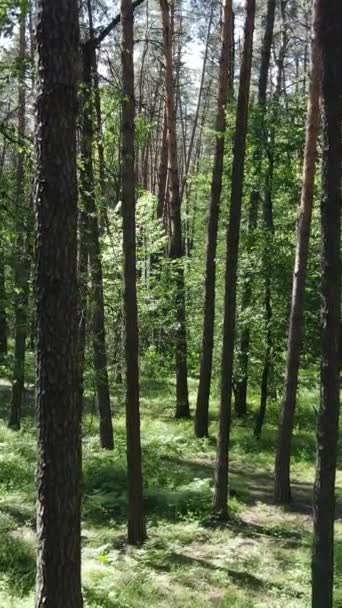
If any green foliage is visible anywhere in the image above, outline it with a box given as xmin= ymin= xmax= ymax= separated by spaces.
xmin=0 ymin=380 xmax=341 ymax=607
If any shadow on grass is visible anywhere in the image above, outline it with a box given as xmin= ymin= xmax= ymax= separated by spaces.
xmin=0 ymin=524 xmax=36 ymax=596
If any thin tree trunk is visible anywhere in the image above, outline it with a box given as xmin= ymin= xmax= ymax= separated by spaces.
xmin=234 ymin=0 xmax=276 ymax=418
xmin=80 ymin=41 xmax=114 ymax=450
xmin=35 ymin=0 xmax=82 ymax=604
xmin=195 ymin=0 xmax=233 ymax=438
xmin=179 ymin=1 xmax=213 ymax=204
xmin=213 ymin=0 xmax=256 ymax=518
xmin=121 ymin=0 xmax=146 ymax=546
xmin=9 ymin=11 xmax=30 ymax=431
xmin=254 ymin=142 xmax=275 ymax=438
xmin=0 ymin=139 xmax=8 ymax=356
xmin=312 ymin=1 xmax=342 ymax=606
xmin=274 ymin=1 xmax=321 ymax=503
xmin=160 ymin=0 xmax=190 ymax=418
xmin=157 ymin=102 xmax=168 ymax=220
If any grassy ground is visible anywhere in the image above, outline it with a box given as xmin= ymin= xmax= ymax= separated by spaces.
xmin=0 ymin=375 xmax=341 ymax=607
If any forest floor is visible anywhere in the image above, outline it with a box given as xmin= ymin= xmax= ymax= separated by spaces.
xmin=0 ymin=372 xmax=341 ymax=607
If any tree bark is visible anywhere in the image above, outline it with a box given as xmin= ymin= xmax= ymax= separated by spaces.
xmin=195 ymin=0 xmax=233 ymax=438
xmin=35 ymin=0 xmax=82 ymax=604
xmin=312 ymin=1 xmax=342 ymax=606
xmin=213 ymin=0 xmax=256 ymax=518
xmin=274 ymin=1 xmax=321 ymax=503
xmin=121 ymin=0 xmax=146 ymax=546
xmin=234 ymin=0 xmax=276 ymax=418
xmin=160 ymin=0 xmax=190 ymax=418
xmin=80 ymin=42 xmax=114 ymax=450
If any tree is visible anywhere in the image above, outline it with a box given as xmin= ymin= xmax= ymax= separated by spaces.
xmin=234 ymin=0 xmax=276 ymax=418
xmin=35 ymin=0 xmax=82 ymax=604
xmin=80 ymin=38 xmax=114 ymax=450
xmin=121 ymin=0 xmax=146 ymax=546
xmin=8 ymin=9 xmax=30 ymax=430
xmin=274 ymin=0 xmax=321 ymax=503
xmin=213 ymin=0 xmax=256 ymax=518
xmin=311 ymin=0 xmax=342 ymax=606
xmin=195 ymin=0 xmax=233 ymax=438
xmin=160 ymin=0 xmax=190 ymax=418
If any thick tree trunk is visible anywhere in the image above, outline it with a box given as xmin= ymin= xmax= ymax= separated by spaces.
xmin=195 ymin=0 xmax=233 ymax=438
xmin=35 ymin=0 xmax=82 ymax=605
xmin=312 ymin=1 xmax=342 ymax=606
xmin=234 ymin=0 xmax=276 ymax=418
xmin=160 ymin=0 xmax=190 ymax=418
xmin=121 ymin=0 xmax=146 ymax=546
xmin=80 ymin=42 xmax=114 ymax=450
xmin=274 ymin=2 xmax=321 ymax=503
xmin=213 ymin=0 xmax=256 ymax=518
xmin=9 ymin=12 xmax=30 ymax=431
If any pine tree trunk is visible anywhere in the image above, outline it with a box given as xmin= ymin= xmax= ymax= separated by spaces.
xmin=213 ymin=0 xmax=256 ymax=518
xmin=9 ymin=11 xmax=30 ymax=431
xmin=157 ymin=103 xmax=168 ymax=221
xmin=35 ymin=0 xmax=82 ymax=604
xmin=0 ymin=245 xmax=7 ymax=356
xmin=160 ymin=0 xmax=190 ymax=418
xmin=274 ymin=1 xmax=320 ymax=503
xmin=195 ymin=0 xmax=233 ymax=438
xmin=80 ymin=42 xmax=114 ymax=450
xmin=121 ymin=0 xmax=146 ymax=546
xmin=312 ymin=1 xmax=342 ymax=606
xmin=234 ymin=0 xmax=276 ymax=418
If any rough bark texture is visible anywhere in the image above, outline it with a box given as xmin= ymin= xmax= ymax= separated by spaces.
xmin=35 ymin=0 xmax=82 ymax=605
xmin=160 ymin=0 xmax=190 ymax=418
xmin=234 ymin=0 xmax=276 ymax=418
xmin=311 ymin=1 xmax=342 ymax=606
xmin=121 ymin=0 xmax=146 ymax=546
xmin=8 ymin=12 xmax=30 ymax=431
xmin=274 ymin=2 xmax=321 ymax=503
xmin=195 ymin=0 xmax=233 ymax=438
xmin=213 ymin=0 xmax=256 ymax=518
xmin=80 ymin=42 xmax=114 ymax=450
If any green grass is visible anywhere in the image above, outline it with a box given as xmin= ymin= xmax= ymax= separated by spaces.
xmin=0 ymin=377 xmax=341 ymax=607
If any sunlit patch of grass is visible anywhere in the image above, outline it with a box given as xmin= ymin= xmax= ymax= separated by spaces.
xmin=0 ymin=378 xmax=340 ymax=606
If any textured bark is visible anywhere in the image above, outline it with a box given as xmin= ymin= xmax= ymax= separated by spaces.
xmin=160 ymin=0 xmax=189 ymax=418
xmin=9 ymin=12 xmax=30 ymax=431
xmin=234 ymin=0 xmax=276 ymax=418
xmin=35 ymin=0 xmax=82 ymax=605
xmin=195 ymin=0 xmax=233 ymax=438
xmin=213 ymin=0 xmax=256 ymax=518
xmin=80 ymin=42 xmax=114 ymax=450
xmin=274 ymin=2 xmax=321 ymax=503
xmin=121 ymin=0 xmax=146 ymax=546
xmin=312 ymin=1 xmax=342 ymax=606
